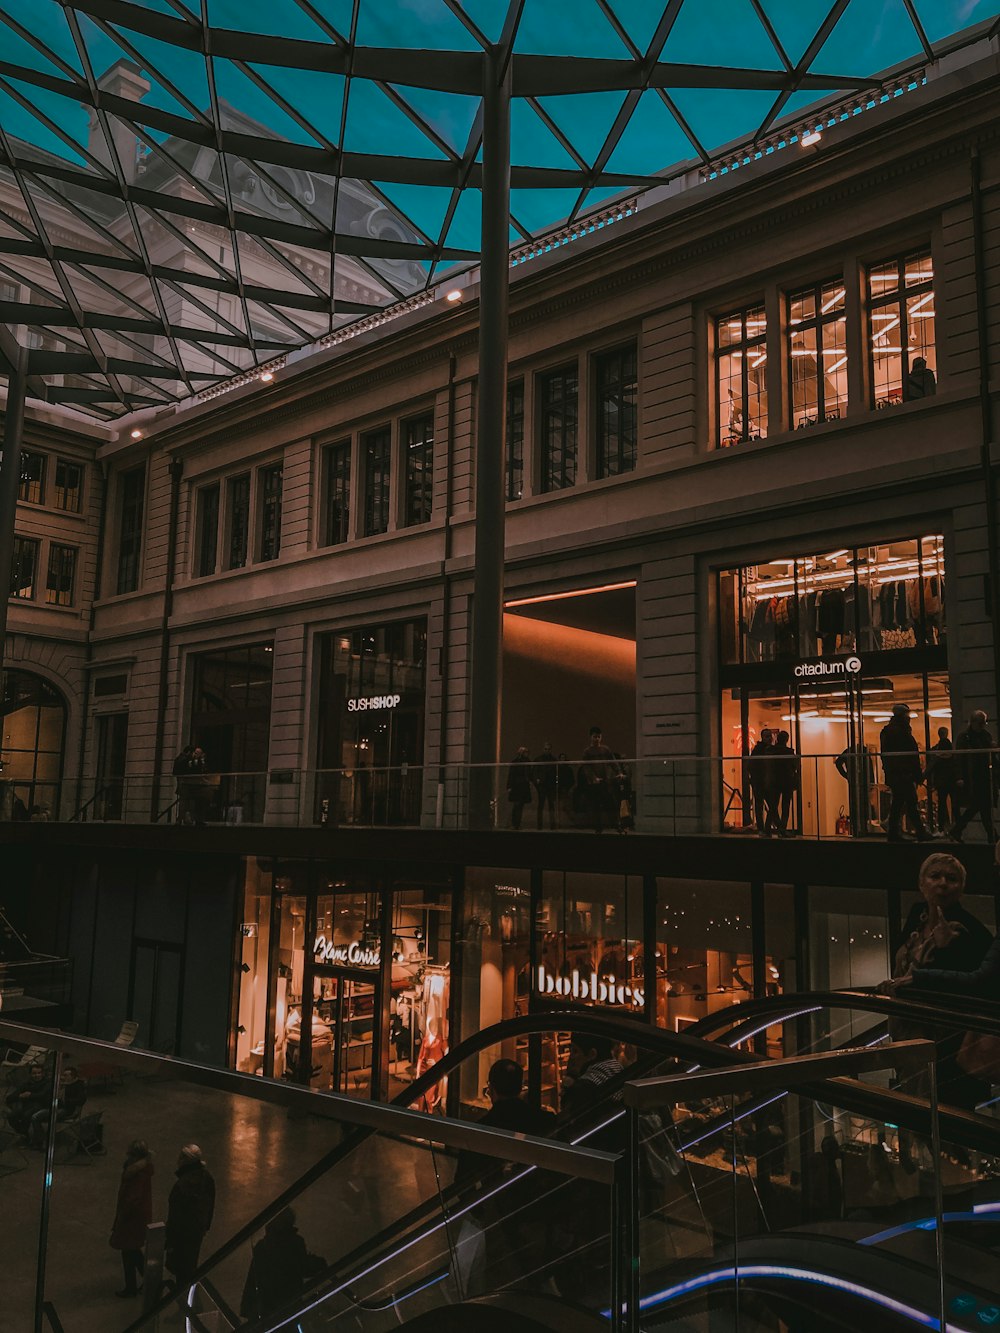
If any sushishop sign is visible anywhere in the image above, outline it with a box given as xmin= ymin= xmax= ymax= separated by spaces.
xmin=347 ymin=694 xmax=401 ymax=712
xmin=793 ymin=655 xmax=862 ymax=680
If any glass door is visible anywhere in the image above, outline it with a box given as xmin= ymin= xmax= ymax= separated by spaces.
xmin=327 ymin=977 xmax=376 ymax=1097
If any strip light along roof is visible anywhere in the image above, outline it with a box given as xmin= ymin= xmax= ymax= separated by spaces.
xmin=0 ymin=0 xmax=995 ymax=422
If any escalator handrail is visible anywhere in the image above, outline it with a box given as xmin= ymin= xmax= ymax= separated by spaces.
xmin=128 ymin=1007 xmax=1000 ymax=1333
xmin=684 ymin=988 xmax=1000 ymax=1045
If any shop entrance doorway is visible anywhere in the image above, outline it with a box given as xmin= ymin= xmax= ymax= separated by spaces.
xmin=128 ymin=939 xmax=182 ymax=1055
xmin=316 ymin=972 xmax=376 ymax=1097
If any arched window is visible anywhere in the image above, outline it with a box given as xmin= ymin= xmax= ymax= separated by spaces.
xmin=1 ymin=670 xmax=66 ymax=820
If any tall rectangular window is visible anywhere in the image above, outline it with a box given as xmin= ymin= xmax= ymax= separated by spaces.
xmin=116 ymin=465 xmax=145 ymax=595
xmin=54 ymin=458 xmax=82 ymax=512
xmin=403 ymin=415 xmax=433 ymax=527
xmin=322 ymin=440 xmax=351 ymax=546
xmin=596 ymin=344 xmax=638 ymax=477
xmin=227 ymin=473 xmax=250 ymax=570
xmin=10 ymin=535 xmax=38 ymax=599
xmin=788 ymin=279 xmax=847 ymax=429
xmin=506 ymin=380 xmax=524 ymax=501
xmin=363 ymin=427 xmax=391 ymax=536
xmin=18 ymin=451 xmax=45 ymax=504
xmin=257 ymin=463 xmax=283 ymax=562
xmin=45 ymin=544 xmax=76 ymax=606
xmin=716 ymin=304 xmax=768 ymax=447
xmin=867 ymin=250 xmax=936 ymax=407
xmin=539 ymin=366 xmax=578 ymax=492
xmin=196 ymin=482 xmax=220 ymax=577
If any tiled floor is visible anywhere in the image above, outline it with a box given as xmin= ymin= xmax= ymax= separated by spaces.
xmin=0 ymin=1069 xmax=449 ymax=1332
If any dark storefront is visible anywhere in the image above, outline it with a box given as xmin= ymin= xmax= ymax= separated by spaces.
xmin=315 ymin=619 xmax=427 ymax=825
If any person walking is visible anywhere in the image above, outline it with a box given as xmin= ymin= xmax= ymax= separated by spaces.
xmin=879 ymin=703 xmax=930 ymax=842
xmin=506 ymin=746 xmax=532 ymax=830
xmin=532 ymin=742 xmax=558 ymax=831
xmin=110 ymin=1140 xmax=154 ymax=1298
xmin=927 ymin=726 xmax=958 ymax=832
xmin=579 ymin=726 xmax=616 ymax=833
xmin=747 ymin=729 xmax=775 ymax=834
xmin=165 ymin=1144 xmax=216 ymax=1294
xmin=950 ymin=710 xmax=997 ymax=843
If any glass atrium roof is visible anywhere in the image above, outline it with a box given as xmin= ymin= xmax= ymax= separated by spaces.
xmin=0 ymin=0 xmax=996 ymax=420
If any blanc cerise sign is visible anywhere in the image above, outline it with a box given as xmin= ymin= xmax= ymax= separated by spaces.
xmin=313 ymin=936 xmax=381 ymax=968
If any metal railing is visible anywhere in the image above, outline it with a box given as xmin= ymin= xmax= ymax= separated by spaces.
xmin=0 ymin=747 xmax=995 ymax=840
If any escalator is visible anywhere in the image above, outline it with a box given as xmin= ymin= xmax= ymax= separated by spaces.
xmin=127 ymin=995 xmax=1000 ymax=1333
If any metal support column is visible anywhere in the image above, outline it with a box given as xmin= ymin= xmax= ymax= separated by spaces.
xmin=468 ymin=47 xmax=511 ymax=827
xmin=0 ymin=351 xmax=28 ymax=700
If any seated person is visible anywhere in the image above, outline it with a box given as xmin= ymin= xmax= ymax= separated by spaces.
xmin=28 ymin=1065 xmax=87 ymax=1147
xmin=6 ymin=1062 xmax=53 ymax=1136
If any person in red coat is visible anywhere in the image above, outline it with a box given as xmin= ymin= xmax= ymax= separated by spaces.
xmin=110 ymin=1140 xmax=154 ymax=1298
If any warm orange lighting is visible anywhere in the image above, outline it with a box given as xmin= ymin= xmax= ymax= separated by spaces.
xmin=504 ymin=580 xmax=636 ymax=609
xmin=445 ymin=289 xmax=463 ymax=303
xmin=260 ymin=370 xmax=274 ymax=383
xmin=130 ymin=428 xmax=143 ymax=440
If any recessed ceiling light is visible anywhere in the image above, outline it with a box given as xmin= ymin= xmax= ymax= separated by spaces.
xmin=445 ymin=289 xmax=463 ymax=303
xmin=801 ymin=129 xmax=822 ymax=147
xmin=130 ymin=428 xmax=143 ymax=440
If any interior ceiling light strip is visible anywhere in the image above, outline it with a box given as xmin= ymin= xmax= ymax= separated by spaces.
xmin=505 ymin=581 xmax=637 ymax=608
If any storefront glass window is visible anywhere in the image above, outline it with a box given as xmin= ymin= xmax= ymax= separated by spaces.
xmin=716 ymin=304 xmax=767 ymax=447
xmin=313 ymin=880 xmax=381 ymax=1096
xmin=235 ymin=859 xmax=273 ymax=1075
xmin=316 ymin=619 xmax=427 ymax=825
xmin=457 ymin=868 xmax=532 ymax=1110
xmin=720 ymin=534 xmax=946 ymax=666
xmin=536 ymin=872 xmax=644 ymax=1014
xmin=788 ymin=279 xmax=847 ymax=429
xmin=868 ymin=250 xmax=936 ymax=407
xmin=392 ymin=881 xmax=452 ymax=1109
xmin=654 ymin=879 xmax=761 ymax=1031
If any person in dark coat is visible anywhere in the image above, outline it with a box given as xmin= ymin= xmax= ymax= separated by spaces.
xmin=835 ymin=742 xmax=875 ymax=835
xmin=770 ymin=730 xmax=799 ymax=836
xmin=879 ymin=703 xmax=930 ymax=841
xmin=579 ymin=726 xmax=617 ymax=833
xmin=110 ymin=1140 xmax=154 ymax=1298
xmin=927 ymin=727 xmax=958 ymax=832
xmin=506 ymin=746 xmax=532 ymax=830
xmin=455 ymin=1058 xmax=552 ymax=1184
xmin=165 ymin=1144 xmax=216 ymax=1290
xmin=950 ymin=710 xmax=997 ymax=843
xmin=532 ymin=742 xmax=558 ymax=831
xmin=907 ymin=355 xmax=936 ymax=399
xmin=747 ymin=729 xmax=774 ymax=834
xmin=240 ymin=1207 xmax=323 ymax=1320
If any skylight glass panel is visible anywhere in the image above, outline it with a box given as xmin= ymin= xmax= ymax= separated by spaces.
xmin=663 ymin=0 xmax=786 ymax=70
xmin=811 ymin=0 xmax=923 ymax=78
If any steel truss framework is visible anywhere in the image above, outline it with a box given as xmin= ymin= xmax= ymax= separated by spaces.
xmin=0 ymin=0 xmax=995 ymax=419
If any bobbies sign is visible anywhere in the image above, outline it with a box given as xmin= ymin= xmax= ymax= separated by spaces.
xmin=536 ymin=965 xmax=644 ymax=1009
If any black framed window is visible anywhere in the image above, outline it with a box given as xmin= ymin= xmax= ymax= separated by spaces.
xmin=116 ymin=465 xmax=145 ymax=595
xmin=403 ymin=415 xmax=433 ymax=527
xmin=323 ymin=440 xmax=351 ymax=546
xmin=45 ymin=544 xmax=76 ymax=606
xmin=10 ymin=535 xmax=38 ymax=599
xmin=788 ymin=279 xmax=847 ymax=429
xmin=18 ymin=451 xmax=45 ymax=505
xmin=258 ymin=463 xmax=283 ymax=562
xmin=716 ymin=304 xmax=768 ymax=447
xmin=596 ymin=344 xmax=638 ymax=477
xmin=363 ymin=427 xmax=391 ymax=536
xmin=506 ymin=380 xmax=524 ymax=501
xmin=867 ymin=250 xmax=936 ymax=408
xmin=53 ymin=458 xmax=82 ymax=512
xmin=196 ymin=482 xmax=220 ymax=577
xmin=539 ymin=366 xmax=578 ymax=492
xmin=227 ymin=473 xmax=250 ymax=570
